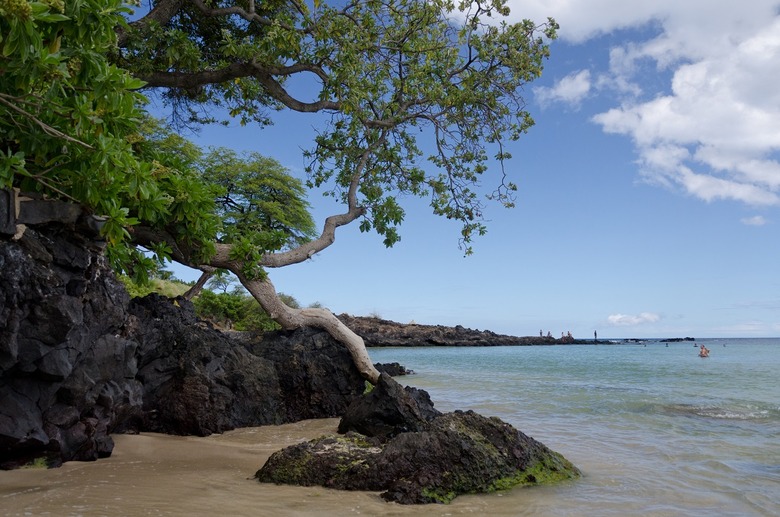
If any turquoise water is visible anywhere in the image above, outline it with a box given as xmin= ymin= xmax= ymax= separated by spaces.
xmin=370 ymin=339 xmax=780 ymax=516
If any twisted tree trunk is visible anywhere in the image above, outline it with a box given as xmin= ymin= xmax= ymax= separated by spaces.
xmin=132 ymin=144 xmax=383 ymax=384
xmin=235 ymin=272 xmax=380 ymax=383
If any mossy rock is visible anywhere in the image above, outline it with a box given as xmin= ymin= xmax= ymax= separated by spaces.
xmin=256 ymin=410 xmax=580 ymax=504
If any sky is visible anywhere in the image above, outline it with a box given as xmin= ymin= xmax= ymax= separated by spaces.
xmin=164 ymin=0 xmax=780 ymax=339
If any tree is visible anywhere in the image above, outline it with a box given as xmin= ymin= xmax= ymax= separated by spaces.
xmin=128 ymin=118 xmax=317 ymax=298
xmin=119 ymin=0 xmax=557 ymax=384
xmin=0 ymin=0 xmax=146 ymax=243
xmin=183 ymin=146 xmax=318 ymax=297
xmin=3 ymin=0 xmax=557 ymax=384
xmin=0 ymin=0 xmax=221 ymax=283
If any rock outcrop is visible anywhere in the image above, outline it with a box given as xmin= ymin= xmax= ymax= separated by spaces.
xmin=1 ymin=217 xmax=138 ymax=467
xmin=128 ymin=296 xmax=365 ymax=437
xmin=256 ymin=374 xmax=580 ymax=504
xmin=339 ymin=314 xmax=592 ymax=346
xmin=1 ymin=192 xmax=581 ymax=504
xmin=0 ymin=217 xmax=364 ymax=469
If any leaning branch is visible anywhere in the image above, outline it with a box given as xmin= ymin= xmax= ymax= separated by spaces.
xmin=117 ymin=0 xmax=186 ymax=46
xmin=259 ymin=130 xmax=387 ymax=267
xmin=138 ymin=63 xmax=340 ymax=113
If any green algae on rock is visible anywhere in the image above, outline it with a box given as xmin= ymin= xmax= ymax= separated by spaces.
xmin=255 ymin=375 xmax=580 ymax=504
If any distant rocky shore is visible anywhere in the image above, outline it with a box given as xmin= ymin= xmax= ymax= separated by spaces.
xmin=339 ymin=314 xmax=695 ymax=347
xmin=340 ymin=314 xmax=596 ymax=346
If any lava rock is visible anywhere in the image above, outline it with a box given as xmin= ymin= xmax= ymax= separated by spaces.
xmin=1 ymin=216 xmax=365 ymax=468
xmin=256 ymin=375 xmax=580 ymax=504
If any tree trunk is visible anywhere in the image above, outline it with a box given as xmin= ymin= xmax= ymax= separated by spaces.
xmin=235 ymin=271 xmax=380 ymax=384
xmin=182 ymin=268 xmax=214 ymax=300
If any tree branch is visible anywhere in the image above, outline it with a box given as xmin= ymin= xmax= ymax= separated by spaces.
xmin=0 ymin=94 xmax=93 ymax=149
xmin=138 ymin=63 xmax=340 ymax=113
xmin=117 ymin=0 xmax=186 ymax=46
xmin=235 ymin=271 xmax=380 ymax=382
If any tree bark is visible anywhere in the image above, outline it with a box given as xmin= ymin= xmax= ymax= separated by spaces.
xmin=235 ymin=271 xmax=380 ymax=383
xmin=182 ymin=268 xmax=214 ymax=300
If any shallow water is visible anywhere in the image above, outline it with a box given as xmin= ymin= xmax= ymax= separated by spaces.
xmin=1 ymin=339 xmax=778 ymax=516
xmin=371 ymin=338 xmax=780 ymax=516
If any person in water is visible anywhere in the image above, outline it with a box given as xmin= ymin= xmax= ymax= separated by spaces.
xmin=698 ymin=345 xmax=710 ymax=358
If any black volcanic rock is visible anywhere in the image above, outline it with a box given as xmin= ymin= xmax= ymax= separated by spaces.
xmin=374 ymin=361 xmax=414 ymax=376
xmin=128 ymin=295 xmax=364 ymax=435
xmin=1 ymin=215 xmax=364 ymax=468
xmin=256 ymin=375 xmax=580 ymax=504
xmin=1 ymin=192 xmax=581 ymax=501
xmin=1 ymin=222 xmax=140 ymax=467
xmin=337 ymin=373 xmax=440 ymax=439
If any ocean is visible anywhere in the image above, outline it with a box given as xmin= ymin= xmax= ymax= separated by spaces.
xmin=370 ymin=338 xmax=780 ymax=516
xmin=1 ymin=338 xmax=778 ymax=516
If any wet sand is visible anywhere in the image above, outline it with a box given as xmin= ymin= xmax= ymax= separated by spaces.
xmin=0 ymin=419 xmax=511 ymax=516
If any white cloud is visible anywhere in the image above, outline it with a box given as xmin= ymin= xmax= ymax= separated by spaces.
xmin=534 ymin=69 xmax=591 ymax=107
xmin=505 ymin=0 xmax=780 ymax=208
xmin=741 ymin=215 xmax=768 ymax=226
xmin=607 ymin=312 xmax=661 ymax=326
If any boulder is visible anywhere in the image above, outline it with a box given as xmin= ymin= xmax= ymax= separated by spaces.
xmin=131 ymin=296 xmax=365 ymax=435
xmin=337 ymin=372 xmax=440 ymax=439
xmin=256 ymin=375 xmax=580 ymax=504
xmin=1 ymin=222 xmax=138 ymax=467
xmin=374 ymin=361 xmax=414 ymax=376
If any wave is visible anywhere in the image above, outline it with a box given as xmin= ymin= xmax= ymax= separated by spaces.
xmin=660 ymin=403 xmax=776 ymax=421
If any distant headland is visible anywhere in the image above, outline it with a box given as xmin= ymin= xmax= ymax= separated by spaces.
xmin=337 ymin=314 xmax=695 ymax=347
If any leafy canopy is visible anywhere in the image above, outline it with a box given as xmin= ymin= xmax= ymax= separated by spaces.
xmin=0 ymin=0 xmax=223 ymax=278
xmin=2 ymin=0 xmax=557 ymax=282
xmin=1 ymin=0 xmax=146 ymax=241
xmin=203 ymin=147 xmax=317 ymax=254
xmin=119 ymin=0 xmax=558 ymax=254
xmin=0 ymin=0 xmax=317 ymax=280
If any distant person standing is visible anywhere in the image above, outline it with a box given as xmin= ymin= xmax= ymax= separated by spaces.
xmin=594 ymin=330 xmax=597 ymax=342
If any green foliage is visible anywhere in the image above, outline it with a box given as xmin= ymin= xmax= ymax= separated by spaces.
xmin=21 ymin=456 xmax=50 ymax=469
xmin=204 ymin=148 xmax=317 ymax=250
xmin=1 ymin=0 xmax=144 ymax=224
xmin=302 ymin=0 xmax=557 ymax=252
xmin=116 ymin=0 xmax=298 ymax=126
xmin=119 ymin=275 xmax=191 ymax=299
xmin=206 ymin=269 xmax=233 ymax=293
xmin=119 ymin=0 xmax=557 ymax=254
xmin=119 ymin=271 xmax=300 ymax=332
xmin=4 ymin=0 xmax=556 ymax=316
xmin=192 ymin=288 xmax=300 ymax=331
xmin=129 ymin=120 xmax=316 ymax=280
xmin=0 ymin=0 xmax=221 ymax=281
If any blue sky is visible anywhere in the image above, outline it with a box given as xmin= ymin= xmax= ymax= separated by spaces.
xmin=163 ymin=0 xmax=780 ymax=339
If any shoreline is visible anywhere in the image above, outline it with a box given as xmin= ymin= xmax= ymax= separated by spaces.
xmin=0 ymin=420 xmax=513 ymax=516
xmin=338 ymin=314 xmax=695 ymax=347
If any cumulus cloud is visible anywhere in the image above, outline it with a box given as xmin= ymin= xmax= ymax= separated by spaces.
xmin=741 ymin=215 xmax=768 ymax=226
xmin=505 ymin=0 xmax=780 ymax=208
xmin=607 ymin=312 xmax=661 ymax=326
xmin=534 ymin=69 xmax=591 ymax=108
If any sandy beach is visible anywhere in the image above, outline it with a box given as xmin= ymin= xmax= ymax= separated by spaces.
xmin=0 ymin=419 xmax=508 ymax=516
